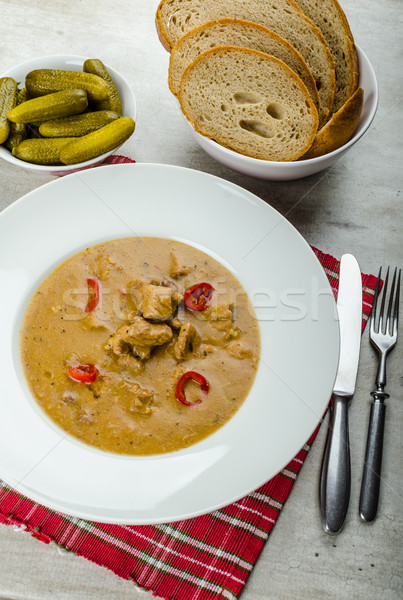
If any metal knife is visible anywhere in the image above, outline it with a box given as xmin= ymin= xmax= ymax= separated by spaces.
xmin=319 ymin=253 xmax=362 ymax=534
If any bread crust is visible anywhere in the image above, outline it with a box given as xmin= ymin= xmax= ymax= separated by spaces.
xmin=155 ymin=1 xmax=172 ymax=52
xmin=168 ymin=18 xmax=321 ymax=114
xmin=295 ymin=0 xmax=359 ymax=113
xmin=179 ymin=46 xmax=319 ymax=162
xmin=301 ymin=87 xmax=363 ymax=159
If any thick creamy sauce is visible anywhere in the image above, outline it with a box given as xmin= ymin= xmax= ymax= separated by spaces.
xmin=20 ymin=237 xmax=260 ymax=455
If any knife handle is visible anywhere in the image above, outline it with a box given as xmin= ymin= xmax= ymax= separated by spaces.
xmin=359 ymin=400 xmax=386 ymax=522
xmin=319 ymin=394 xmax=351 ymax=534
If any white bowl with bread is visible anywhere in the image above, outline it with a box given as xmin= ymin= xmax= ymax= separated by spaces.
xmin=156 ymin=1 xmax=378 ymax=180
xmin=184 ymin=45 xmax=377 ymax=180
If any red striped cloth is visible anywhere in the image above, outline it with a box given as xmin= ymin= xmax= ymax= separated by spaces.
xmin=0 ymin=156 xmax=379 ymax=600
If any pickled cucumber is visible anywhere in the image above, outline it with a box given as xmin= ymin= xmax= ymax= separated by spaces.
xmin=7 ymin=89 xmax=88 ymax=124
xmin=5 ymin=120 xmax=27 ymax=151
xmin=5 ymin=86 xmax=28 ymax=152
xmin=60 ymin=116 xmax=135 ymax=164
xmin=18 ymin=87 xmax=30 ymax=103
xmin=14 ymin=137 xmax=76 ymax=164
xmin=26 ymin=69 xmax=110 ymax=103
xmin=0 ymin=77 xmax=18 ymax=144
xmin=39 ymin=110 xmax=119 ymax=137
xmin=83 ymin=59 xmax=122 ymax=114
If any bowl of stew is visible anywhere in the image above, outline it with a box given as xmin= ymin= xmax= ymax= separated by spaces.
xmin=0 ymin=163 xmax=339 ymax=523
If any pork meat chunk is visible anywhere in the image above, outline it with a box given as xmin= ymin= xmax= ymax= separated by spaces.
xmin=209 ymin=302 xmax=234 ymax=321
xmin=126 ymin=278 xmax=161 ymax=313
xmin=169 ymin=253 xmax=192 ymax=278
xmin=207 ymin=302 xmax=239 ymax=340
xmin=128 ymin=280 xmax=182 ymax=321
xmin=208 ymin=302 xmax=235 ymax=330
xmin=141 ymin=284 xmax=182 ymax=321
xmin=106 ymin=316 xmax=173 ymax=360
xmin=173 ymin=322 xmax=201 ymax=360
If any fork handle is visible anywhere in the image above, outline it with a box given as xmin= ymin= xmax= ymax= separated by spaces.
xmin=359 ymin=399 xmax=386 ymax=522
xmin=319 ymin=394 xmax=351 ymax=534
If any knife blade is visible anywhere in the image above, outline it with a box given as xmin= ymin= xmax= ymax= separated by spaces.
xmin=319 ymin=253 xmax=362 ymax=534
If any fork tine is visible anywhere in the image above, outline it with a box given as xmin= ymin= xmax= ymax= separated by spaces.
xmin=379 ymin=267 xmax=389 ymax=334
xmin=371 ymin=267 xmax=382 ymax=335
xmin=392 ymin=269 xmax=401 ymax=336
xmin=386 ymin=268 xmax=397 ymax=335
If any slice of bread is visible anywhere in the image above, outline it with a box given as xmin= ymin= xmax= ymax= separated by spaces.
xmin=301 ymin=87 xmax=363 ymax=159
xmin=169 ymin=18 xmax=320 ymax=114
xmin=295 ymin=0 xmax=358 ymax=113
xmin=179 ymin=46 xmax=319 ymax=162
xmin=156 ymin=0 xmax=335 ymax=125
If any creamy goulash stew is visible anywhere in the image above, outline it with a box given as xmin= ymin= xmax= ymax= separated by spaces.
xmin=20 ymin=238 xmax=260 ymax=455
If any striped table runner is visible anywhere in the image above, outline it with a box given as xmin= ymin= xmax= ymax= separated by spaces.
xmin=0 ymin=157 xmax=379 ymax=599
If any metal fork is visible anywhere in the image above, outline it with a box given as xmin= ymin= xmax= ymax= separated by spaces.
xmin=359 ymin=267 xmax=401 ymax=522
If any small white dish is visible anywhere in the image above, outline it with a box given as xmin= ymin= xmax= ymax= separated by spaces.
xmin=0 ymin=164 xmax=339 ymax=523
xmin=0 ymin=54 xmax=137 ymax=176
xmin=183 ymin=46 xmax=378 ymax=180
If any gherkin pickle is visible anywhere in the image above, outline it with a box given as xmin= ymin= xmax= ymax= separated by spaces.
xmin=26 ymin=69 xmax=110 ymax=103
xmin=83 ymin=59 xmax=122 ymax=114
xmin=5 ymin=87 xmax=28 ymax=152
xmin=14 ymin=137 xmax=76 ymax=164
xmin=7 ymin=89 xmax=88 ymax=124
xmin=60 ymin=117 xmax=135 ymax=164
xmin=39 ymin=110 xmax=120 ymax=137
xmin=0 ymin=77 xmax=18 ymax=144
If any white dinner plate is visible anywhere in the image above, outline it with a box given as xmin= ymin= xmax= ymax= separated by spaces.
xmin=0 ymin=163 xmax=339 ymax=524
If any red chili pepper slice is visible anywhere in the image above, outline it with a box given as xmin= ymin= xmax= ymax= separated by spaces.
xmin=68 ymin=363 xmax=98 ymax=384
xmin=84 ymin=277 xmax=100 ymax=313
xmin=176 ymin=371 xmax=210 ymax=406
xmin=183 ymin=282 xmax=214 ymax=311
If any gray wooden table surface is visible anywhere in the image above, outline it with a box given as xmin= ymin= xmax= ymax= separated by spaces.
xmin=0 ymin=1 xmax=402 ymax=598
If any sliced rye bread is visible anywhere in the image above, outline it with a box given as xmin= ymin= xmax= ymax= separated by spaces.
xmin=169 ymin=18 xmax=320 ymax=114
xmin=301 ymin=87 xmax=363 ymax=159
xmin=156 ymin=0 xmax=335 ymax=125
xmin=179 ymin=46 xmax=319 ymax=162
xmin=295 ymin=0 xmax=358 ymax=113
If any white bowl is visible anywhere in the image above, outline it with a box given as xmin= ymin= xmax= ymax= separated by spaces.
xmin=184 ymin=46 xmax=378 ymax=181
xmin=0 ymin=54 xmax=137 ymax=176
